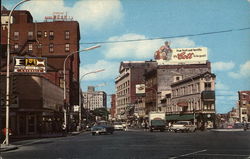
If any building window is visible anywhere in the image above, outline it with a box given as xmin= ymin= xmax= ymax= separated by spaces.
xmin=14 ymin=32 xmax=19 ymax=40
xmin=44 ymin=31 xmax=47 ymax=37
xmin=59 ymin=78 xmax=64 ymax=88
xmin=49 ymin=31 xmax=54 ymax=40
xmin=37 ymin=31 xmax=42 ymax=38
xmin=49 ymin=43 xmax=54 ymax=53
xmin=65 ymin=31 xmax=70 ymax=40
xmin=65 ymin=43 xmax=70 ymax=52
xmin=14 ymin=43 xmax=19 ymax=50
xmin=205 ymin=82 xmax=211 ymax=91
xmin=28 ymin=44 xmax=33 ymax=52
xmin=28 ymin=31 xmax=33 ymax=40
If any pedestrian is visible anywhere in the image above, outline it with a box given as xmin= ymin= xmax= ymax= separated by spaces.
xmin=144 ymin=121 xmax=148 ymax=131
xmin=62 ymin=122 xmax=66 ymax=136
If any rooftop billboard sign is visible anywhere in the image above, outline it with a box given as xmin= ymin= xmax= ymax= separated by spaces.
xmin=154 ymin=42 xmax=208 ymax=65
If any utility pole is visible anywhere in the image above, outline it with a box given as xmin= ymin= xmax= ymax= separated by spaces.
xmin=0 ymin=0 xmax=2 ymax=141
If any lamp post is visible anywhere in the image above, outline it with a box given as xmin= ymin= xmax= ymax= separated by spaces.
xmin=3 ymin=0 xmax=30 ymax=146
xmin=63 ymin=44 xmax=100 ymax=131
xmin=78 ymin=69 xmax=105 ymax=131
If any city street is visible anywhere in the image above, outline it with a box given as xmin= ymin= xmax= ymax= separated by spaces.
xmin=1 ymin=129 xmax=250 ymax=159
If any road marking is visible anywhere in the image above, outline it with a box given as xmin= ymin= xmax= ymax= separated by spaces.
xmin=196 ymin=153 xmax=250 ymax=157
xmin=169 ymin=149 xmax=207 ymax=159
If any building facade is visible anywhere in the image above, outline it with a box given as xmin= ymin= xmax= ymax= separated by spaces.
xmin=82 ymin=86 xmax=107 ymax=111
xmin=1 ymin=10 xmax=80 ymax=136
xmin=145 ymin=62 xmax=211 ymax=114
xmin=115 ymin=61 xmax=157 ymax=120
xmin=166 ymin=72 xmax=216 ymax=129
xmin=238 ymin=91 xmax=250 ymax=122
xmin=110 ymin=94 xmax=116 ymax=119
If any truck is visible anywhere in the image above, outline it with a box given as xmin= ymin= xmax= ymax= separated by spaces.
xmin=149 ymin=111 xmax=166 ymax=132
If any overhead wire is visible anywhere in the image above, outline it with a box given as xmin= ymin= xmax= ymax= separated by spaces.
xmin=2 ymin=27 xmax=250 ymax=47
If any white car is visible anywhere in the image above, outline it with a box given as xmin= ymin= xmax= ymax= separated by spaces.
xmin=113 ymin=122 xmax=124 ymax=131
xmin=171 ymin=121 xmax=196 ymax=132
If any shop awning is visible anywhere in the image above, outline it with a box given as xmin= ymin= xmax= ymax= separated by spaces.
xmin=166 ymin=114 xmax=195 ymax=121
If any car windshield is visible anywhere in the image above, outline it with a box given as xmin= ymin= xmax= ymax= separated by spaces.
xmin=151 ymin=120 xmax=165 ymax=125
xmin=176 ymin=121 xmax=188 ymax=125
xmin=114 ymin=122 xmax=122 ymax=125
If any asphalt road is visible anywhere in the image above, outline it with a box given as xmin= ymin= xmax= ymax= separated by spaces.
xmin=1 ymin=129 xmax=250 ymax=159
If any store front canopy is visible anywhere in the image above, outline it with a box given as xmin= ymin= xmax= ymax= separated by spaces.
xmin=166 ymin=114 xmax=195 ymax=121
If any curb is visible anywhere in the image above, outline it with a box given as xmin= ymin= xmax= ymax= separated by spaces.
xmin=0 ymin=144 xmax=18 ymax=152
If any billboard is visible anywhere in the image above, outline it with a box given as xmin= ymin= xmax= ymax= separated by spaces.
xmin=14 ymin=56 xmax=47 ymax=73
xmin=154 ymin=42 xmax=208 ymax=65
xmin=136 ymin=84 xmax=145 ymax=94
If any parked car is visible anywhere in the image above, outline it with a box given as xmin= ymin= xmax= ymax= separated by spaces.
xmin=171 ymin=121 xmax=196 ymax=133
xmin=113 ymin=122 xmax=124 ymax=131
xmin=91 ymin=121 xmax=114 ymax=135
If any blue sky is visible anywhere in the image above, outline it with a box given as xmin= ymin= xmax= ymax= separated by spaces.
xmin=3 ymin=0 xmax=250 ymax=113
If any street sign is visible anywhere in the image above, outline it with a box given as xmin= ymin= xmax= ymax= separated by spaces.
xmin=13 ymin=56 xmax=47 ymax=73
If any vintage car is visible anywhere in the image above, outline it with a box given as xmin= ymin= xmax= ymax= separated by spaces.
xmin=113 ymin=122 xmax=125 ymax=131
xmin=91 ymin=121 xmax=114 ymax=135
xmin=171 ymin=121 xmax=196 ymax=133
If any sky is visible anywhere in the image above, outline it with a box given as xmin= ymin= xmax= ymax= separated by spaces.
xmin=3 ymin=0 xmax=250 ymax=113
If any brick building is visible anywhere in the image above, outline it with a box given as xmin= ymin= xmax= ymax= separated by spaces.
xmin=110 ymin=94 xmax=116 ymax=119
xmin=115 ymin=61 xmax=157 ymax=120
xmin=238 ymin=91 xmax=250 ymax=122
xmin=1 ymin=10 xmax=80 ymax=136
xmin=145 ymin=62 xmax=211 ymax=114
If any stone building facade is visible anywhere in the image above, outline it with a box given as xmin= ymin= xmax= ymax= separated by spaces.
xmin=166 ymin=72 xmax=216 ymax=129
xmin=82 ymin=86 xmax=107 ymax=111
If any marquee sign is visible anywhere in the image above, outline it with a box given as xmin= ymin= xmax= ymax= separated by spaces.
xmin=14 ymin=56 xmax=47 ymax=73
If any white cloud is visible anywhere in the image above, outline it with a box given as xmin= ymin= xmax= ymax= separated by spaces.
xmin=248 ymin=0 xmax=250 ymax=3
xmin=215 ymin=81 xmax=230 ymax=90
xmin=212 ymin=61 xmax=235 ymax=71
xmin=20 ymin=0 xmax=123 ymax=30
xmin=80 ymin=60 xmax=120 ymax=81
xmin=104 ymin=34 xmax=196 ymax=60
xmin=228 ymin=60 xmax=250 ymax=79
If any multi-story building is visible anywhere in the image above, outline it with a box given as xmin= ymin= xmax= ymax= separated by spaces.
xmin=1 ymin=9 xmax=80 ymax=136
xmin=238 ymin=91 xmax=250 ymax=122
xmin=115 ymin=61 xmax=157 ymax=120
xmin=144 ymin=62 xmax=211 ymax=114
xmin=110 ymin=94 xmax=116 ymax=119
xmin=165 ymin=72 xmax=216 ymax=129
xmin=82 ymin=86 xmax=107 ymax=111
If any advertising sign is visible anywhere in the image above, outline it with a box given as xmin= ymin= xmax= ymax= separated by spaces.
xmin=136 ymin=84 xmax=145 ymax=94
xmin=14 ymin=56 xmax=47 ymax=73
xmin=154 ymin=42 xmax=208 ymax=65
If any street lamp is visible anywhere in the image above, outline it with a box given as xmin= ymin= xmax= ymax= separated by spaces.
xmin=4 ymin=0 xmax=30 ymax=146
xmin=78 ymin=69 xmax=105 ymax=131
xmin=63 ymin=44 xmax=101 ymax=131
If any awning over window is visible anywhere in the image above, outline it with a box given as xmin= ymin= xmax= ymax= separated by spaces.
xmin=166 ymin=114 xmax=195 ymax=121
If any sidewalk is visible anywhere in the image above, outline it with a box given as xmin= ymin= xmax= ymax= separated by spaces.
xmin=0 ymin=131 xmax=84 ymax=152
xmin=0 ymin=144 xmax=18 ymax=152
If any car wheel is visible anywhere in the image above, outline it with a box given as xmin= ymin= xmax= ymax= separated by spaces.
xmin=92 ymin=132 xmax=95 ymax=136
